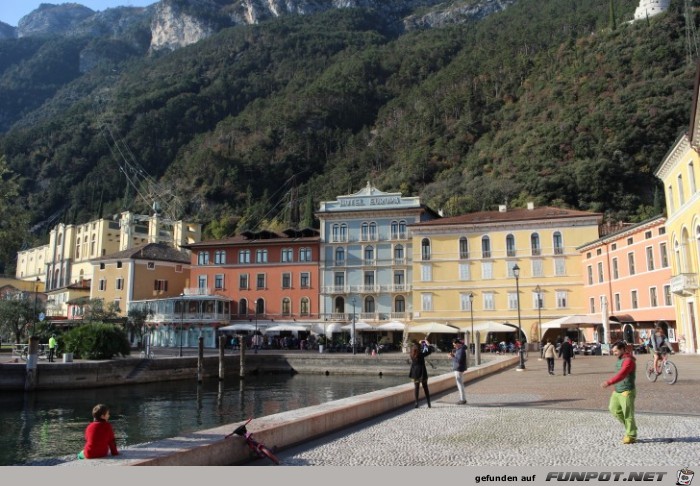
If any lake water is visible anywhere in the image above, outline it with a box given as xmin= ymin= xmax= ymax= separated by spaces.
xmin=0 ymin=373 xmax=407 ymax=466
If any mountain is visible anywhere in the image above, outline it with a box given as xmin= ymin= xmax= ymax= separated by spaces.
xmin=0 ymin=0 xmax=696 ymax=275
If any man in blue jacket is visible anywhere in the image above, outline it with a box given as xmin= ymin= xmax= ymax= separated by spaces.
xmin=450 ymin=338 xmax=468 ymax=405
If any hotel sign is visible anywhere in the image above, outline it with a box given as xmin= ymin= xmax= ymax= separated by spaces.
xmin=339 ymin=196 xmax=402 ymax=207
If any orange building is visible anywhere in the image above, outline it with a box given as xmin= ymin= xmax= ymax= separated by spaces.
xmin=578 ymin=216 xmax=675 ymax=345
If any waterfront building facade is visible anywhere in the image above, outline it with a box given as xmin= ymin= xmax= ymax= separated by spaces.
xmin=316 ymin=182 xmax=439 ymax=345
xmin=409 ymin=204 xmax=602 ymax=346
xmin=578 ymin=216 xmax=675 ymax=345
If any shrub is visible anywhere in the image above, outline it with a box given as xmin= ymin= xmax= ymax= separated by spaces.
xmin=61 ymin=323 xmax=131 ymax=360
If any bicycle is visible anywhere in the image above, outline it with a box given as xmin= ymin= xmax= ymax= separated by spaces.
xmin=645 ymin=353 xmax=677 ymax=385
xmin=225 ymin=417 xmax=280 ymax=465
xmin=18 ymin=344 xmax=48 ymax=361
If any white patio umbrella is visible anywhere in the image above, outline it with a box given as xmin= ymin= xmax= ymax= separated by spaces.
xmin=219 ymin=323 xmax=257 ymax=332
xmin=341 ymin=321 xmax=378 ymax=331
xmin=409 ymin=322 xmax=460 ymax=334
xmin=457 ymin=321 xmax=518 ymax=333
xmin=541 ymin=315 xmax=604 ymax=330
xmin=264 ymin=324 xmax=309 ymax=333
xmin=376 ymin=321 xmax=406 ymax=331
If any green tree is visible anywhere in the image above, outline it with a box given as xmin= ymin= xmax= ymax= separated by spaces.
xmin=0 ymin=156 xmax=29 ymax=275
xmin=126 ymin=308 xmax=151 ymax=348
xmin=61 ymin=323 xmax=131 ymax=360
xmin=0 ymin=298 xmax=34 ymax=344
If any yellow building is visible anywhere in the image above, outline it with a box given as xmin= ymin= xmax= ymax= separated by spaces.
xmin=90 ymin=243 xmax=191 ymax=316
xmin=409 ymin=203 xmax=602 ymax=346
xmin=654 ymin=71 xmax=700 ymax=354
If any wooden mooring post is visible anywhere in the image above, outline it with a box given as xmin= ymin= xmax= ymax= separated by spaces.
xmin=238 ymin=334 xmax=246 ymax=379
xmin=218 ymin=335 xmax=225 ymax=381
xmin=197 ymin=337 xmax=204 ymax=383
xmin=24 ymin=336 xmax=39 ymax=391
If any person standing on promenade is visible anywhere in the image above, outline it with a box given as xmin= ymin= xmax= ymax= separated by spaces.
xmin=558 ymin=336 xmax=574 ymax=375
xmin=409 ymin=339 xmax=432 ymax=408
xmin=542 ymin=339 xmax=556 ymax=375
xmin=449 ymin=338 xmax=468 ymax=405
xmin=48 ymin=334 xmax=57 ymax=362
xmin=78 ymin=404 xmax=120 ymax=459
xmin=600 ymin=341 xmax=637 ymax=444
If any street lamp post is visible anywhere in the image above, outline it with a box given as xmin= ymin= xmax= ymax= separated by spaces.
xmin=32 ymin=277 xmax=40 ymax=337
xmin=535 ymin=284 xmax=542 ymax=360
xmin=513 ymin=264 xmax=525 ymax=370
xmin=254 ymin=299 xmax=259 ymax=354
xmin=468 ymin=292 xmax=474 ymax=353
xmin=351 ymin=297 xmax=356 ymax=355
xmin=179 ymin=294 xmax=185 ymax=357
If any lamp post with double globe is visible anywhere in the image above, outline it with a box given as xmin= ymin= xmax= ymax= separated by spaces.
xmin=351 ymin=297 xmax=356 ymax=355
xmin=468 ymin=292 xmax=474 ymax=353
xmin=513 ymin=264 xmax=525 ymax=370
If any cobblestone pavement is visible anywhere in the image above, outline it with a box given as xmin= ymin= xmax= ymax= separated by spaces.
xmin=273 ymin=355 xmax=700 ymax=466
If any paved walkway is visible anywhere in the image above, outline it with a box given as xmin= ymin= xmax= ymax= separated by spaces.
xmin=271 ymin=354 xmax=700 ymax=466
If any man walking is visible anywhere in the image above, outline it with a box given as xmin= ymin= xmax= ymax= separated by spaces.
xmin=48 ymin=334 xmax=57 ymax=362
xmin=558 ymin=336 xmax=574 ymax=375
xmin=449 ymin=338 xmax=468 ymax=405
xmin=600 ymin=341 xmax=637 ymax=444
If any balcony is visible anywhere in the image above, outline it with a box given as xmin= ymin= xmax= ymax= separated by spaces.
xmin=352 ymin=284 xmax=380 ymax=294
xmin=322 ymin=285 xmax=349 ymax=294
xmin=382 ymin=284 xmax=412 ymax=293
xmin=670 ymin=274 xmax=698 ymax=296
xmin=362 ymin=259 xmax=376 ymax=267
xmin=393 ymin=257 xmax=407 ymax=265
xmin=184 ymin=287 xmax=211 ymax=296
xmin=531 ymin=248 xmax=541 ymax=256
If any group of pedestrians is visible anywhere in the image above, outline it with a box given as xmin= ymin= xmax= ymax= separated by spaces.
xmin=408 ymin=337 xmax=468 ymax=409
xmin=541 ymin=336 xmax=574 ymax=375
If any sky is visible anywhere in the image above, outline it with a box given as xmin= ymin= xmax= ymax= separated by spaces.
xmin=0 ymin=1 xmax=157 ymax=27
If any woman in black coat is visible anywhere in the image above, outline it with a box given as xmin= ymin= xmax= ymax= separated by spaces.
xmin=409 ymin=340 xmax=433 ymax=408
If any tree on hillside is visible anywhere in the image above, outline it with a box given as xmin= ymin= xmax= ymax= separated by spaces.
xmin=0 ymin=156 xmax=29 ymax=275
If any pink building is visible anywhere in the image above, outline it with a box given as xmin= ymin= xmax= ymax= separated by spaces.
xmin=579 ymin=216 xmax=675 ymax=345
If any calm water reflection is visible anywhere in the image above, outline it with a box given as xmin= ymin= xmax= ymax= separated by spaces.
xmin=0 ymin=373 xmax=407 ymax=465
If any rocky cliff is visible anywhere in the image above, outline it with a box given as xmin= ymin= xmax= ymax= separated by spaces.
xmin=0 ymin=21 xmax=17 ymax=39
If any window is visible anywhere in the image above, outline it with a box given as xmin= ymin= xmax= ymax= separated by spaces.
xmin=611 ymin=243 xmax=617 ymax=250
xmin=631 ymin=290 xmax=638 ymax=309
xmin=421 ymin=264 xmax=432 ymax=282
xmin=363 ymin=271 xmax=375 ymax=287
xmin=339 ymin=224 xmax=347 ymax=242
xmin=116 ymin=261 xmax=122 ymax=269
xmin=256 ymin=273 xmax=266 ymax=289
xmin=214 ymin=250 xmax=226 ymax=264
xmin=281 ymin=248 xmax=293 ymax=262
xmin=553 ymin=232 xmax=563 ymax=254
xmin=100 ymin=262 xmax=105 ymax=270
xmin=628 ymin=253 xmax=635 ymax=275
xmin=364 ymin=296 xmax=375 ymax=314
xmin=460 ymin=293 xmax=473 ymax=311
xmin=614 ymin=293 xmax=621 ymax=311
xmin=690 ymin=162 xmax=697 ymax=194
xmin=483 ymin=292 xmax=495 ymax=311
xmin=394 ymin=244 xmax=404 ymax=264
xmin=147 ymin=262 xmax=155 ymax=270
xmin=612 ymin=258 xmax=619 ymax=279
xmin=530 ymin=233 xmax=541 ymax=256
xmin=668 ymin=185 xmax=675 ymax=213
xmin=113 ymin=299 xmax=121 ymax=313
xmin=334 ymin=272 xmax=345 ymax=288
xmin=659 ymin=227 xmax=666 ymax=235
xmin=239 ymin=274 xmax=249 ymax=289
xmin=459 ymin=237 xmax=469 ymax=259
xmin=361 ymin=222 xmax=369 ymax=241
xmin=214 ymin=274 xmax=224 ymax=290
xmin=391 ymin=221 xmax=399 ymax=239
xmin=238 ymin=250 xmax=250 ymax=264
xmin=507 ymin=292 xmax=518 ymax=310
xmin=644 ymin=231 xmax=652 ymax=240
xmin=99 ymin=278 xmax=106 ymax=291
xmin=116 ymin=277 xmax=124 ymax=290
xmin=255 ymin=299 xmax=264 ymax=315
xmin=532 ymin=259 xmax=543 ymax=277
xmin=299 ymin=247 xmax=312 ymax=262
xmin=533 ymin=292 xmax=543 ymax=310
xmin=458 ymin=263 xmax=470 ymax=281
xmin=678 ymin=174 xmax=685 ymax=205
xmin=481 ymin=261 xmax=493 ymax=279
xmin=393 ymin=271 xmax=405 ymax=288
xmin=660 ymin=243 xmax=668 ymax=268
xmin=587 ymin=265 xmax=594 ymax=285
xmin=663 ymin=285 xmax=672 ymax=306
xmin=369 ymin=222 xmax=377 ymax=241
xmin=421 ymin=238 xmax=431 ymax=261
xmin=555 ymin=291 xmax=567 ymax=309
xmin=335 ymin=247 xmax=345 ymax=264
xmin=506 ymin=234 xmax=516 ymax=257
xmin=198 ymin=275 xmax=207 ymax=289
xmin=300 ymin=298 xmax=310 ymax=316
xmin=394 ymin=296 xmax=406 ymax=313
xmin=239 ymin=299 xmax=248 ymax=316
xmin=596 ymin=248 xmax=602 ymax=255
xmin=481 ymin=236 xmax=491 ymax=258
xmin=554 ymin=258 xmax=566 ymax=276
xmin=364 ymin=246 xmax=374 ymax=263
xmin=75 ymin=239 xmax=81 ymax=259
xmin=597 ymin=262 xmax=604 ymax=283
xmin=421 ymin=293 xmax=432 ymax=311
xmin=506 ymin=261 xmax=518 ymax=278
xmin=256 ymin=249 xmax=268 ymax=263
xmin=332 ymin=224 xmax=340 ymax=242
xmin=399 ymin=221 xmax=406 ymax=238
xmin=646 ymin=246 xmax=655 ymax=271
xmin=91 ymin=234 xmax=96 ymax=256
xmin=300 ymin=272 xmax=310 ymax=288
xmin=282 ymin=273 xmax=291 ymax=289
xmin=198 ymin=251 xmax=209 ymax=265
xmin=627 ymin=237 xmax=634 ymax=245
xmin=589 ymin=297 xmax=595 ymax=314
xmin=282 ymin=298 xmax=291 ymax=316
xmin=650 ymin=287 xmax=658 ymax=307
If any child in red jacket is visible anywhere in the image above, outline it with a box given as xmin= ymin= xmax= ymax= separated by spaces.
xmin=77 ymin=404 xmax=119 ymax=459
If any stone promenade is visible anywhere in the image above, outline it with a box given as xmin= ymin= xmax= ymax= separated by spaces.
xmin=271 ymin=354 xmax=700 ymax=466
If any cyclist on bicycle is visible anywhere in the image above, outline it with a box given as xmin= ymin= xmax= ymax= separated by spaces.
xmin=649 ymin=326 xmax=673 ymax=374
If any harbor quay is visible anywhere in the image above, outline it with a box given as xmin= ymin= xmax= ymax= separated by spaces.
xmin=52 ymin=353 xmax=699 ymax=467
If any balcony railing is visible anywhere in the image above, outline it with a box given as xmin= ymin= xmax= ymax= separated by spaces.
xmin=382 ymin=284 xmax=411 ymax=293
xmin=531 ymin=248 xmax=541 ymax=256
xmin=322 ymin=285 xmax=349 ymax=294
xmin=184 ymin=287 xmax=211 ymax=296
xmin=352 ymin=284 xmax=380 ymax=293
xmin=554 ymin=247 xmax=564 ymax=255
xmin=670 ymin=274 xmax=698 ymax=295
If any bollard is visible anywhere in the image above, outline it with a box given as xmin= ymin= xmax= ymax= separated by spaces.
xmin=239 ymin=334 xmax=246 ymax=379
xmin=475 ymin=331 xmax=482 ymax=366
xmin=218 ymin=335 xmax=225 ymax=381
xmin=197 ymin=337 xmax=204 ymax=383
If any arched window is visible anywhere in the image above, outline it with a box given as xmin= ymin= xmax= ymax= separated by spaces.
xmin=689 ymin=162 xmax=697 ymax=194
xmin=334 ymin=296 xmax=345 ymax=314
xmin=331 ymin=224 xmax=339 ymax=242
xmin=255 ymin=299 xmax=265 ymax=315
xmin=394 ymin=295 xmax=405 ymax=313
xmin=340 ymin=224 xmax=347 ymax=242
xmin=364 ymin=296 xmax=375 ymax=314
xmin=421 ymin=238 xmax=431 ymax=260
xmin=361 ymin=222 xmax=369 ymax=241
xmin=57 ymin=233 xmax=62 ymax=246
xmin=506 ymin=234 xmax=516 ymax=257
xmin=678 ymin=174 xmax=685 ymax=205
xmin=531 ymin=233 xmax=541 ymax=256
xmin=300 ymin=297 xmax=310 ymax=316
xmin=399 ymin=221 xmax=407 ymax=238
xmin=391 ymin=221 xmax=399 ymax=239
xmin=335 ymin=247 xmax=345 ymax=264
xmin=481 ymin=236 xmax=491 ymax=258
xmin=239 ymin=298 xmax=248 ymax=316
xmin=281 ymin=298 xmax=291 ymax=316
xmin=553 ymin=231 xmax=563 ymax=254
xmin=459 ymin=237 xmax=469 ymax=259
xmin=369 ymin=222 xmax=377 ymax=240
